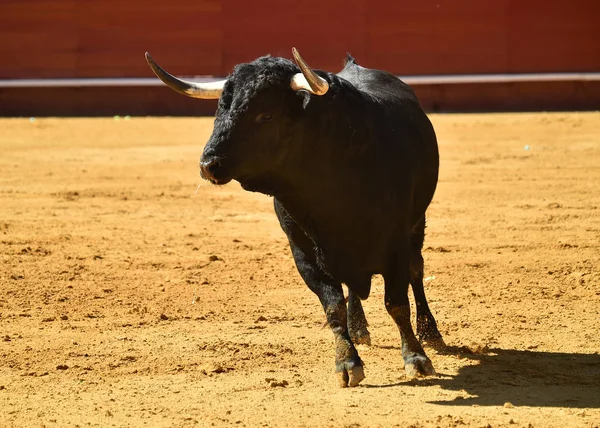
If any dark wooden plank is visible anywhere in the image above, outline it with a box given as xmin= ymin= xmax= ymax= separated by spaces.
xmin=0 ymin=0 xmax=76 ymax=78
xmin=221 ymin=0 xmax=364 ymax=74
xmin=508 ymin=0 xmax=600 ymax=72
xmin=75 ymin=0 xmax=222 ymax=77
xmin=365 ymin=0 xmax=510 ymax=74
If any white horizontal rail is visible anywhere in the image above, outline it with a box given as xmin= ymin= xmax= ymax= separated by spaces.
xmin=0 ymin=77 xmax=215 ymax=88
xmin=1 ymin=73 xmax=599 ymax=88
xmin=401 ymin=72 xmax=600 ymax=85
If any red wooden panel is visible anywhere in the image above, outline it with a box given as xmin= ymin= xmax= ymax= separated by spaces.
xmin=0 ymin=0 xmax=76 ymax=78
xmin=508 ymin=0 xmax=600 ymax=73
xmin=365 ymin=0 xmax=510 ymax=74
xmin=75 ymin=0 xmax=222 ymax=77
xmin=221 ymin=0 xmax=365 ymax=75
xmin=1 ymin=0 xmax=599 ymax=118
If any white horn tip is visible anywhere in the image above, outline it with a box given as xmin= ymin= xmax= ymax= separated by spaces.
xmin=291 ymin=47 xmax=301 ymax=62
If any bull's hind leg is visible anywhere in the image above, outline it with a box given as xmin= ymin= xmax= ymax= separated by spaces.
xmin=347 ymin=289 xmax=371 ymax=346
xmin=385 ymin=241 xmax=435 ymax=377
xmin=410 ymin=215 xmax=444 ymax=347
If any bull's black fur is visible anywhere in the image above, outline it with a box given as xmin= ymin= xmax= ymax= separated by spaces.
xmin=200 ymin=53 xmax=443 ymax=386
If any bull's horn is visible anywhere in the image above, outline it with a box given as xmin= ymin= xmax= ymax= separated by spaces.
xmin=145 ymin=52 xmax=225 ymax=99
xmin=290 ymin=47 xmax=329 ymax=96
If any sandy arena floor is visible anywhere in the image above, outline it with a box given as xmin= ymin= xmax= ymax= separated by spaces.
xmin=1 ymin=113 xmax=599 ymax=427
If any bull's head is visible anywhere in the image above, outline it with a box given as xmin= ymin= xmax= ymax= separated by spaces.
xmin=145 ymin=48 xmax=330 ymax=192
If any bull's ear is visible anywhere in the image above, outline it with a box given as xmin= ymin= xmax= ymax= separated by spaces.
xmin=296 ymin=90 xmax=311 ymax=110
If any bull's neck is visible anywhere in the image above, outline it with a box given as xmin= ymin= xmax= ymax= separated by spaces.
xmin=272 ymin=145 xmax=367 ymax=243
xmin=274 ymin=81 xmax=374 ymax=237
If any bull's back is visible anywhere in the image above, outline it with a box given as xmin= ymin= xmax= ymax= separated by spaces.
xmin=337 ymin=63 xmax=439 ymax=222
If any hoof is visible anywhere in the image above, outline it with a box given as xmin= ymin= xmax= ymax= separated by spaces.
xmin=404 ymin=354 xmax=436 ymax=378
xmin=337 ymin=363 xmax=365 ymax=387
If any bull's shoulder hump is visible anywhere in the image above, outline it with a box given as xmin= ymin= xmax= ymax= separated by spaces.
xmin=337 ymin=65 xmax=418 ymax=103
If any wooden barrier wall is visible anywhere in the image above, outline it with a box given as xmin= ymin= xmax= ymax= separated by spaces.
xmin=2 ymin=0 xmax=599 ymax=78
xmin=1 ymin=0 xmax=599 ymax=114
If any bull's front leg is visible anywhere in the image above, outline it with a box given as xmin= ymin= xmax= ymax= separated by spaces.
xmin=275 ymin=200 xmax=365 ymax=387
xmin=291 ymin=244 xmax=365 ymax=387
xmin=385 ymin=243 xmax=436 ymax=378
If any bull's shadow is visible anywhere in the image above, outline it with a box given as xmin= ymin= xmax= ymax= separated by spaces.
xmin=428 ymin=347 xmax=600 ymax=408
xmin=367 ymin=346 xmax=600 ymax=408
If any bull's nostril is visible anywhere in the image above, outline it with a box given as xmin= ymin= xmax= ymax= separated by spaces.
xmin=207 ymin=160 xmax=221 ymax=175
xmin=200 ymin=159 xmax=222 ymax=181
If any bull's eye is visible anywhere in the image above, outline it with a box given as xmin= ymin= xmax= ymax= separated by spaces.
xmin=255 ymin=113 xmax=273 ymax=123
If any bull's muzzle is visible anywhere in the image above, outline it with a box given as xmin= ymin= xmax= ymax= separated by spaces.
xmin=200 ymin=158 xmax=230 ymax=185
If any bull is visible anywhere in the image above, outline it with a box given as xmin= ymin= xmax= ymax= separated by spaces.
xmin=145 ymin=48 xmax=444 ymax=387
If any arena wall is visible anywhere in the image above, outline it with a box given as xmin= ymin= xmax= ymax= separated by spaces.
xmin=1 ymin=0 xmax=599 ymax=114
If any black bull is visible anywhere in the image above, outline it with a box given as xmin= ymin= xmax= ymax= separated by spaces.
xmin=146 ymin=48 xmax=444 ymax=387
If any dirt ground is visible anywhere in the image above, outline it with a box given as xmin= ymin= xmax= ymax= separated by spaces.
xmin=1 ymin=113 xmax=599 ymax=428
